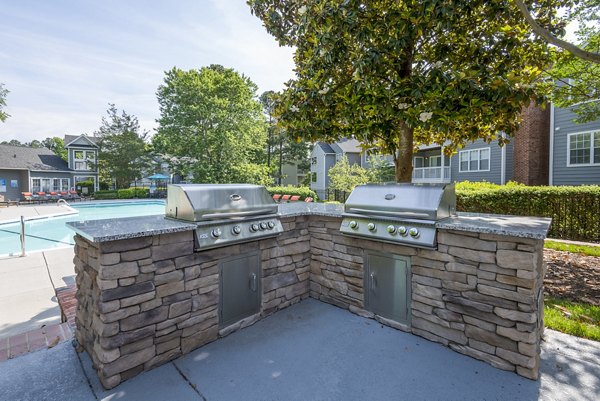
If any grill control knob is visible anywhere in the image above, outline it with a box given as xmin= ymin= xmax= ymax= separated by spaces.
xmin=250 ymin=223 xmax=259 ymax=232
xmin=259 ymin=222 xmax=267 ymax=231
xmin=409 ymin=227 xmax=420 ymax=238
xmin=232 ymin=225 xmax=242 ymax=235
xmin=367 ymin=223 xmax=376 ymax=232
xmin=211 ymin=228 xmax=222 ymax=238
xmin=397 ymin=226 xmax=407 ymax=236
xmin=267 ymin=221 xmax=275 ymax=229
xmin=349 ymin=221 xmax=359 ymax=229
xmin=387 ymin=225 xmax=396 ymax=234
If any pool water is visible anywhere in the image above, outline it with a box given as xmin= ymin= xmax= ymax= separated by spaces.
xmin=0 ymin=200 xmax=165 ymax=256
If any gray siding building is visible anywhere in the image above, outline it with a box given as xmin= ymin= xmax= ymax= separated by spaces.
xmin=0 ymin=134 xmax=100 ymax=202
xmin=0 ymin=145 xmax=73 ymax=202
xmin=550 ymin=104 xmax=600 ymax=185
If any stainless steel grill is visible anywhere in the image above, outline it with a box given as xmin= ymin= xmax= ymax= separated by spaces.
xmin=166 ymin=184 xmax=283 ymax=250
xmin=340 ymin=183 xmax=456 ymax=248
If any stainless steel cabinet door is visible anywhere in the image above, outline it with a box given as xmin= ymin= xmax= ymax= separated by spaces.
xmin=219 ymin=251 xmax=261 ymax=328
xmin=365 ymin=251 xmax=411 ymax=325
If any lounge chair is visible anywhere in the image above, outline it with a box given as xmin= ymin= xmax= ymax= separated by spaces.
xmin=36 ymin=192 xmax=49 ymax=202
xmin=69 ymin=190 xmax=81 ymax=201
xmin=281 ymin=195 xmax=291 ymax=202
xmin=60 ymin=191 xmax=69 ymax=199
xmin=48 ymin=191 xmax=60 ymax=200
xmin=272 ymin=194 xmax=282 ymax=202
xmin=304 ymin=197 xmax=314 ymax=202
xmin=21 ymin=192 xmax=35 ymax=204
xmin=290 ymin=195 xmax=300 ymax=201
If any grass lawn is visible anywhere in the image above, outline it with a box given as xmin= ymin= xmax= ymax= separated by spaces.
xmin=544 ymin=240 xmax=600 ymax=257
xmin=544 ymin=297 xmax=600 ymax=341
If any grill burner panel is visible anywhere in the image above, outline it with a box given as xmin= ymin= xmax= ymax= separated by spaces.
xmin=340 ymin=183 xmax=456 ymax=249
xmin=166 ymin=184 xmax=283 ymax=250
xmin=340 ymin=215 xmax=436 ymax=249
xmin=194 ymin=216 xmax=283 ymax=251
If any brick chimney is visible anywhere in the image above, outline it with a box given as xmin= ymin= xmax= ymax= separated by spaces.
xmin=513 ymin=103 xmax=550 ymax=186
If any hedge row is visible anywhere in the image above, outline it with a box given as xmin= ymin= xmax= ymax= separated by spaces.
xmin=266 ymin=186 xmax=318 ymax=201
xmin=94 ymin=188 xmax=150 ymax=199
xmin=455 ymin=182 xmax=600 ymax=242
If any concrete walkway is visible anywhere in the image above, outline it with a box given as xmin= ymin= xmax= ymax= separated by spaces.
xmin=0 ymin=300 xmax=598 ymax=401
xmin=0 ymin=248 xmax=75 ymax=338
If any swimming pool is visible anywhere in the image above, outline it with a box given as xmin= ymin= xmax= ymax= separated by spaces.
xmin=0 ymin=200 xmax=165 ymax=256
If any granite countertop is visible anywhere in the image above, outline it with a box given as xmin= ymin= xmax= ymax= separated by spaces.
xmin=436 ymin=212 xmax=552 ymax=240
xmin=67 ymin=204 xmax=551 ymax=243
xmin=277 ymin=202 xmax=344 ymax=217
xmin=67 ymin=215 xmax=196 ymax=243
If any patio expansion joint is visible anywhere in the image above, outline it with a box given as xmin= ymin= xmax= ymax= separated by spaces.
xmin=172 ymin=361 xmax=207 ymax=400
xmin=75 ymin=343 xmax=101 ymax=400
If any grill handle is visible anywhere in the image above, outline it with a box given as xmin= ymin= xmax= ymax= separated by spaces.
xmin=250 ymin=273 xmax=257 ymax=292
xmin=346 ymin=207 xmax=431 ymax=219
xmin=200 ymin=209 xmax=275 ymax=219
xmin=370 ymin=272 xmax=376 ymax=291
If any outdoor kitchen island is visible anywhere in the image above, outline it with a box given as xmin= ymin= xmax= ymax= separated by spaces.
xmin=68 ymin=200 xmax=551 ymax=389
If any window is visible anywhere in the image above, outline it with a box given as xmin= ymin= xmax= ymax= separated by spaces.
xmin=73 ymin=149 xmax=96 ymax=170
xmin=32 ymin=178 xmax=41 ymax=193
xmin=429 ymin=155 xmax=441 ymax=167
xmin=413 ymin=157 xmax=424 ymax=168
xmin=459 ymin=148 xmax=490 ymax=172
xmin=568 ymin=131 xmax=600 ymax=166
xmin=311 ymin=157 xmax=317 ymax=165
xmin=31 ymin=178 xmax=69 ymax=192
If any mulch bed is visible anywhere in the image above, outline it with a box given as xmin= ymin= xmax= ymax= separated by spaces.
xmin=544 ymin=249 xmax=600 ymax=306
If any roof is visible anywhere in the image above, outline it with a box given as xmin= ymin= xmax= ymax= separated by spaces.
xmin=0 ymin=145 xmax=71 ymax=171
xmin=333 ymin=138 xmax=362 ymax=153
xmin=64 ymin=134 xmax=99 ymax=148
xmin=317 ymin=142 xmax=336 ymax=154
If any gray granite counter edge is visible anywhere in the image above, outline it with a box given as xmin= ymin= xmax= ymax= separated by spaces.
xmin=67 ymin=204 xmax=551 ymax=242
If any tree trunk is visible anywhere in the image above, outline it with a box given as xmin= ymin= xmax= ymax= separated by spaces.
xmin=395 ymin=120 xmax=414 ymax=183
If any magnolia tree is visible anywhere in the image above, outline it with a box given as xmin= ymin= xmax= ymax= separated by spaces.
xmin=248 ymin=0 xmax=561 ymax=182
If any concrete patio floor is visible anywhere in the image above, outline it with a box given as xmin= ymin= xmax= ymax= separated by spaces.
xmin=0 ymin=299 xmax=598 ymax=401
xmin=0 ymin=248 xmax=76 ymax=338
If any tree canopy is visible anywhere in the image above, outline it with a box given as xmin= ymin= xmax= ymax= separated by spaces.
xmin=536 ymin=0 xmax=600 ymax=121
xmin=260 ymin=90 xmax=311 ymax=185
xmin=95 ymin=104 xmax=150 ymax=189
xmin=153 ymin=65 xmax=268 ymax=184
xmin=0 ymin=84 xmax=9 ymax=122
xmin=248 ymin=0 xmax=559 ymax=182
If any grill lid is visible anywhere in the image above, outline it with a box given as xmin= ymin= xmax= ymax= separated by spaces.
xmin=166 ymin=184 xmax=277 ymax=222
xmin=344 ymin=183 xmax=456 ymax=221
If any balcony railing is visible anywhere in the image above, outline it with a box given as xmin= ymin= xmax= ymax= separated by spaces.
xmin=412 ymin=166 xmax=451 ymax=183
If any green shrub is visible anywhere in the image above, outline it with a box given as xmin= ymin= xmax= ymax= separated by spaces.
xmin=266 ymin=186 xmax=318 ymax=201
xmin=117 ymin=189 xmax=134 ymax=199
xmin=116 ymin=188 xmax=149 ymax=199
xmin=75 ymin=180 xmax=95 ymax=195
xmin=456 ymin=182 xmax=600 ymax=242
xmin=94 ymin=190 xmax=118 ymax=200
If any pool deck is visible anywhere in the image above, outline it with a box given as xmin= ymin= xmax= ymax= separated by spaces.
xmin=0 ymin=203 xmax=77 ymax=225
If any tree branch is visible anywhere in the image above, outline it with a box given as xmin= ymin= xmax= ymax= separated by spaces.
xmin=514 ymin=0 xmax=600 ymax=63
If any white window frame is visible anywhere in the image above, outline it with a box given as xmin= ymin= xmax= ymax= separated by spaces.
xmin=31 ymin=177 xmax=70 ymax=193
xmin=413 ymin=156 xmax=424 ymax=168
xmin=567 ymin=130 xmax=600 ymax=167
xmin=458 ymin=147 xmax=491 ymax=173
xmin=73 ymin=149 xmax=96 ymax=171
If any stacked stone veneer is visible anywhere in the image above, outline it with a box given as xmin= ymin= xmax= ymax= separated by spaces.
xmin=308 ymin=216 xmax=545 ymax=380
xmin=74 ymin=216 xmax=310 ymax=389
xmin=75 ymin=214 xmax=544 ymax=388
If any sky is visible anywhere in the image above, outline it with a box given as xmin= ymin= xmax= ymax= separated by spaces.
xmin=0 ymin=0 xmax=295 ymax=143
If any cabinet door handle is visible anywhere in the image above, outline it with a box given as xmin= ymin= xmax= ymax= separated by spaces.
xmin=370 ymin=272 xmax=376 ymax=291
xmin=250 ymin=273 xmax=257 ymax=291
